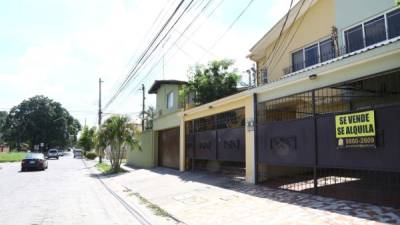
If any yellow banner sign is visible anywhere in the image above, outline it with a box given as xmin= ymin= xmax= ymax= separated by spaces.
xmin=335 ymin=110 xmax=375 ymax=138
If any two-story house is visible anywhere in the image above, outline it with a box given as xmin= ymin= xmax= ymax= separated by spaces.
xmin=126 ymin=80 xmax=187 ymax=169
xmin=179 ymin=0 xmax=400 ymax=207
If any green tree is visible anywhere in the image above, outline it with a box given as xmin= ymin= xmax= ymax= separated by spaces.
xmin=93 ymin=127 xmax=107 ymax=163
xmin=141 ymin=106 xmax=155 ymax=130
xmin=68 ymin=118 xmax=81 ymax=147
xmin=78 ymin=126 xmax=95 ymax=152
xmin=2 ymin=95 xmax=81 ymax=150
xmin=100 ymin=115 xmax=139 ymax=172
xmin=181 ymin=59 xmax=240 ymax=105
xmin=0 ymin=111 xmax=8 ymax=145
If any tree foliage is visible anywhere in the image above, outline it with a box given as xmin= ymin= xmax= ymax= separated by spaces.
xmin=1 ymin=95 xmax=81 ymax=149
xmin=141 ymin=106 xmax=155 ymax=130
xmin=180 ymin=59 xmax=240 ymax=105
xmin=0 ymin=111 xmax=8 ymax=145
xmin=99 ymin=115 xmax=139 ymax=172
xmin=78 ymin=126 xmax=96 ymax=152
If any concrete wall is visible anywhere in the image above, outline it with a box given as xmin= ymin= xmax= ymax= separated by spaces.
xmin=336 ymin=0 xmax=397 ymax=47
xmin=126 ymin=130 xmax=155 ymax=168
xmin=153 ymin=110 xmax=182 ymax=131
xmin=256 ymin=0 xmax=335 ymax=82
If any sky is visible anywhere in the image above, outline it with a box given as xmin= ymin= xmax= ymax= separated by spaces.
xmin=0 ymin=0 xmax=295 ymax=127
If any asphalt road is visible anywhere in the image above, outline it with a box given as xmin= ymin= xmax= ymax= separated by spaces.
xmin=0 ymin=152 xmax=144 ymax=225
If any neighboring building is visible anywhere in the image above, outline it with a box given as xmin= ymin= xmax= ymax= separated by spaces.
xmin=0 ymin=145 xmax=9 ymax=153
xmin=179 ymin=0 xmax=400 ymax=207
xmin=126 ymin=80 xmax=187 ymax=169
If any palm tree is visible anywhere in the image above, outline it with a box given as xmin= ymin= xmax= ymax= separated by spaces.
xmin=100 ymin=115 xmax=139 ymax=172
xmin=93 ymin=127 xmax=107 ymax=163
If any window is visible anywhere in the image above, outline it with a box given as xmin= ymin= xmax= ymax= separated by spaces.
xmin=364 ymin=16 xmax=386 ymax=46
xmin=167 ymin=92 xmax=174 ymax=109
xmin=291 ymin=38 xmax=334 ymax=72
xmin=292 ymin=49 xmax=304 ymax=72
xmin=305 ymin=44 xmax=319 ymax=67
xmin=319 ymin=38 xmax=335 ymax=62
xmin=344 ymin=8 xmax=400 ymax=53
xmin=345 ymin=25 xmax=364 ymax=53
xmin=261 ymin=67 xmax=268 ymax=84
xmin=387 ymin=8 xmax=400 ymax=39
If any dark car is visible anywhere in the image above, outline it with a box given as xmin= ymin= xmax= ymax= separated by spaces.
xmin=21 ymin=153 xmax=48 ymax=171
xmin=47 ymin=149 xmax=59 ymax=159
xmin=73 ymin=149 xmax=83 ymax=158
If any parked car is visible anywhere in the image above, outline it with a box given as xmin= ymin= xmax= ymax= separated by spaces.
xmin=58 ymin=149 xmax=64 ymax=157
xmin=21 ymin=153 xmax=48 ymax=171
xmin=73 ymin=149 xmax=83 ymax=158
xmin=47 ymin=149 xmax=59 ymax=159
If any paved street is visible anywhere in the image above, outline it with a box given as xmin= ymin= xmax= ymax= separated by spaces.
xmin=0 ymin=152 xmax=147 ymax=225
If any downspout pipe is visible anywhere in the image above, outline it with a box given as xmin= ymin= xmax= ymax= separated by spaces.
xmin=253 ymin=93 xmax=258 ymax=184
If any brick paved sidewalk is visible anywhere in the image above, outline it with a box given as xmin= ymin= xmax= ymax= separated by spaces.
xmin=99 ymin=165 xmax=400 ymax=225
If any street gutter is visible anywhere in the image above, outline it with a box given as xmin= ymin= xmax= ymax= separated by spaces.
xmin=82 ymin=160 xmax=154 ymax=225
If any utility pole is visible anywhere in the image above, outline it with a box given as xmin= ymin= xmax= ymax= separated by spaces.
xmin=98 ymin=78 xmax=103 ymax=163
xmin=141 ymin=84 xmax=145 ymax=131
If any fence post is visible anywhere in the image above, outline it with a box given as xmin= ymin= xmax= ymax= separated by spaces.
xmin=312 ymin=90 xmax=319 ymax=194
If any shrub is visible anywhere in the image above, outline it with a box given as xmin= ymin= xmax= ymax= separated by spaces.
xmin=85 ymin=152 xmax=97 ymax=160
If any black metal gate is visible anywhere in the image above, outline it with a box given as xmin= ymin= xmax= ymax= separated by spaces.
xmin=185 ymin=108 xmax=246 ymax=174
xmin=256 ymin=71 xmax=400 ymax=207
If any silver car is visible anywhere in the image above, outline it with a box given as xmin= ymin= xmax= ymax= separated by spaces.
xmin=47 ymin=149 xmax=59 ymax=159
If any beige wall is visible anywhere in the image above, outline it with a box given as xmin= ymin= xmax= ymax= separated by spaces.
xmin=153 ymin=110 xmax=182 ymax=131
xmin=126 ymin=130 xmax=156 ymax=168
xmin=256 ymin=0 xmax=335 ymax=82
xmin=155 ymin=84 xmax=183 ymax=117
xmin=153 ymin=83 xmax=184 ymax=131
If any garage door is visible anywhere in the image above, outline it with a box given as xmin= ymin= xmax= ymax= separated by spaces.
xmin=158 ymin=127 xmax=180 ymax=169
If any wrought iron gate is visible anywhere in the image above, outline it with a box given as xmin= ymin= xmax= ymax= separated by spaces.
xmin=256 ymin=71 xmax=400 ymax=207
xmin=185 ymin=108 xmax=246 ymax=173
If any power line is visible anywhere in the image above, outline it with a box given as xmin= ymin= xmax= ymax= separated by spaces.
xmin=108 ymin=0 xmax=179 ymax=95
xmin=105 ymin=0 xmax=213 ymax=111
xmin=268 ymin=0 xmax=311 ymax=76
xmin=124 ymin=0 xmax=222 ymax=96
xmin=262 ymin=0 xmax=294 ymax=69
xmin=104 ymin=0 xmax=188 ymax=111
xmin=205 ymin=0 xmax=255 ymax=53
xmin=128 ymin=0 xmax=250 ymax=98
xmin=106 ymin=0 xmax=250 ymax=114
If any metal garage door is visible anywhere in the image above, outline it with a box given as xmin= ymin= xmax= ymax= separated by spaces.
xmin=158 ymin=127 xmax=180 ymax=169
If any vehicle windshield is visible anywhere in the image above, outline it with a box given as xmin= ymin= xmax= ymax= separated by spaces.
xmin=49 ymin=149 xmax=58 ymax=153
xmin=25 ymin=153 xmax=44 ymax=159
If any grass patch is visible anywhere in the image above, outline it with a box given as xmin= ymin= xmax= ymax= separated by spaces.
xmin=0 ymin=152 xmax=27 ymax=163
xmin=95 ymin=163 xmax=126 ymax=174
xmin=132 ymin=192 xmax=173 ymax=218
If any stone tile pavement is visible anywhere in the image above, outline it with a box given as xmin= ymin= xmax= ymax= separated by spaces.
xmin=99 ymin=166 xmax=400 ymax=225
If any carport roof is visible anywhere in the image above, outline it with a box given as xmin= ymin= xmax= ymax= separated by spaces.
xmin=148 ymin=80 xmax=187 ymax=94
